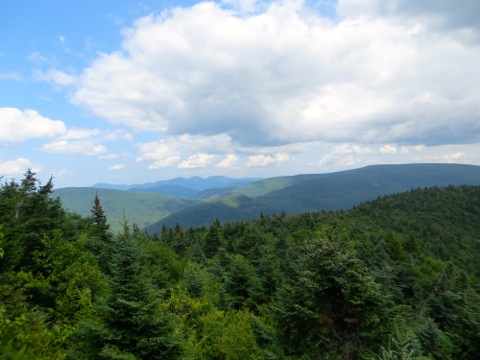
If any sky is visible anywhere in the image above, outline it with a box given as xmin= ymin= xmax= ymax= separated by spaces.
xmin=1 ymin=0 xmax=480 ymax=188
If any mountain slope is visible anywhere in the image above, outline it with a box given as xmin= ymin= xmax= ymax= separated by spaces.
xmin=53 ymin=187 xmax=199 ymax=232
xmin=148 ymin=163 xmax=480 ymax=231
xmin=256 ymin=163 xmax=480 ymax=212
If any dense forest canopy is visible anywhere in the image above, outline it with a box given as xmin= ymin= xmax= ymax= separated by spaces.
xmin=1 ymin=170 xmax=480 ymax=359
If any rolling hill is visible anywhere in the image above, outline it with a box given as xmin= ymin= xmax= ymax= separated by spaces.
xmin=53 ymin=187 xmax=199 ymax=232
xmin=92 ymin=176 xmax=261 ymax=198
xmin=147 ymin=163 xmax=480 ymax=231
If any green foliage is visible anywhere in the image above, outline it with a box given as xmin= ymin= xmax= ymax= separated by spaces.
xmin=273 ymin=238 xmax=390 ymax=358
xmin=0 ymin=306 xmax=70 ymax=360
xmin=417 ymin=319 xmax=441 ymax=356
xmin=180 ymin=309 xmax=261 ymax=360
xmin=69 ymin=227 xmax=183 ymax=359
xmin=0 ymin=226 xmax=4 ymax=259
xmin=32 ymin=231 xmax=108 ymax=324
xmin=224 ymin=254 xmax=262 ymax=310
xmin=0 ymin=170 xmax=66 ymax=273
xmin=202 ymin=219 xmax=223 ymax=258
xmin=2 ymin=170 xmax=480 ymax=359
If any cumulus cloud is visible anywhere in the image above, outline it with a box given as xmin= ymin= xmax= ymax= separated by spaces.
xmin=216 ymin=154 xmax=239 ymax=168
xmin=41 ymin=140 xmax=107 ymax=156
xmin=0 ymin=108 xmax=66 ymax=143
xmin=149 ymin=156 xmax=181 ymax=169
xmin=62 ymin=128 xmax=101 ymax=140
xmin=47 ymin=0 xmax=480 ymax=152
xmin=109 ymin=164 xmax=126 ymax=170
xmin=0 ymin=158 xmax=32 ymax=176
xmin=317 ymin=143 xmax=376 ymax=168
xmin=35 ymin=68 xmax=76 ymax=86
xmin=103 ymin=129 xmax=134 ymax=141
xmin=443 ymin=151 xmax=466 ymax=163
xmin=316 ymin=142 xmax=438 ymax=169
xmin=137 ymin=133 xmax=233 ymax=168
xmin=99 ymin=153 xmax=120 ymax=160
xmin=179 ymin=153 xmax=216 ymax=168
xmin=380 ymin=144 xmax=398 ymax=154
xmin=51 ymin=168 xmax=73 ymax=178
xmin=247 ymin=153 xmax=290 ymax=167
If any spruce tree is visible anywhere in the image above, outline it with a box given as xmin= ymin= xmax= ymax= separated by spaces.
xmin=70 ymin=226 xmax=183 ymax=359
xmin=88 ymin=193 xmax=114 ymax=273
xmin=203 ymin=219 xmax=222 ymax=258
xmin=91 ymin=193 xmax=110 ymax=242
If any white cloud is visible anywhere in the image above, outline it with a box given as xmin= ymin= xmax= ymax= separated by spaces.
xmin=42 ymin=140 xmax=107 ymax=156
xmin=51 ymin=168 xmax=72 ymax=178
xmin=149 ymin=156 xmax=181 ymax=169
xmin=0 ymin=108 xmax=67 ymax=143
xmin=35 ymin=68 xmax=76 ymax=86
xmin=62 ymin=128 xmax=100 ymax=140
xmin=27 ymin=51 xmax=49 ymax=64
xmin=179 ymin=153 xmax=216 ymax=169
xmin=443 ymin=151 xmax=466 ymax=163
xmin=99 ymin=153 xmax=120 ymax=160
xmin=0 ymin=158 xmax=32 ymax=176
xmin=216 ymin=154 xmax=239 ymax=168
xmin=330 ymin=144 xmax=375 ymax=156
xmin=109 ymin=164 xmax=126 ymax=170
xmin=137 ymin=133 xmax=233 ymax=168
xmin=103 ymin=129 xmax=134 ymax=141
xmin=137 ymin=141 xmax=175 ymax=162
xmin=50 ymin=0 xmax=480 ymax=150
xmin=247 ymin=153 xmax=290 ymax=167
xmin=380 ymin=144 xmax=398 ymax=154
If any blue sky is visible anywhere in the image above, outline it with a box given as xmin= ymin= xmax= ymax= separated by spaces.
xmin=1 ymin=0 xmax=480 ymax=188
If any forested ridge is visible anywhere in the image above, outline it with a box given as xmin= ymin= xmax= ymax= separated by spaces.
xmin=1 ymin=170 xmax=480 ymax=359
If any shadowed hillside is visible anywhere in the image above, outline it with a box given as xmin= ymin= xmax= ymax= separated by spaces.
xmin=149 ymin=163 xmax=480 ymax=231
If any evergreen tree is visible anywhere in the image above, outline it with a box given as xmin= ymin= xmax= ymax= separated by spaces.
xmin=273 ymin=237 xmax=390 ymax=358
xmin=224 ymin=254 xmax=262 ymax=310
xmin=88 ymin=193 xmax=114 ymax=273
xmin=203 ymin=219 xmax=222 ymax=258
xmin=0 ymin=170 xmax=65 ymax=272
xmin=70 ymin=227 xmax=183 ymax=359
xmin=91 ymin=193 xmax=110 ymax=242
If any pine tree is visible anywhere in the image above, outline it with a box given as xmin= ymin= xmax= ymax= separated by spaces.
xmin=203 ymin=219 xmax=222 ymax=258
xmin=88 ymin=193 xmax=114 ymax=273
xmin=70 ymin=228 xmax=183 ymax=359
xmin=0 ymin=170 xmax=65 ymax=272
xmin=273 ymin=237 xmax=389 ymax=357
xmin=91 ymin=193 xmax=110 ymax=241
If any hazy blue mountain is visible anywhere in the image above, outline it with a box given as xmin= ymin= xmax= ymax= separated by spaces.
xmin=147 ymin=163 xmax=480 ymax=231
xmin=92 ymin=176 xmax=261 ymax=193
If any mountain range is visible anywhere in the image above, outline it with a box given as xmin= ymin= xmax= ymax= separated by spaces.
xmin=53 ymin=163 xmax=480 ymax=233
xmin=92 ymin=176 xmax=261 ymax=198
